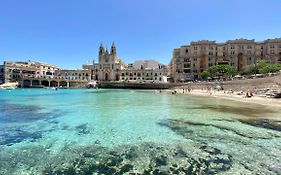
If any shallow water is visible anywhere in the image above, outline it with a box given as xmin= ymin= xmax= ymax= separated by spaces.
xmin=0 ymin=89 xmax=281 ymax=174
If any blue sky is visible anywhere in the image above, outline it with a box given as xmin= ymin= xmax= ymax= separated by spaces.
xmin=0 ymin=0 xmax=281 ymax=69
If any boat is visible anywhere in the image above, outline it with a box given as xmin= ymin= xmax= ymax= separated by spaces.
xmin=0 ymin=86 xmax=16 ymax=90
xmin=87 ymin=81 xmax=97 ymax=88
xmin=0 ymin=82 xmax=18 ymax=90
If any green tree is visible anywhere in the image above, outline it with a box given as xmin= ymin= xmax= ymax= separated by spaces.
xmin=255 ymin=60 xmax=281 ymax=74
xmin=200 ymin=70 xmax=210 ymax=80
xmin=202 ymin=64 xmax=237 ymax=79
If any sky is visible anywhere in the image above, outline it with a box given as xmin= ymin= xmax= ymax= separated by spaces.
xmin=0 ymin=0 xmax=281 ymax=69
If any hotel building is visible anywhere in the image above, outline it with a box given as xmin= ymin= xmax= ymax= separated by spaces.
xmin=170 ymin=38 xmax=281 ymax=82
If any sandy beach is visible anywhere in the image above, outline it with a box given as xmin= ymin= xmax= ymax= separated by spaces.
xmin=171 ymin=87 xmax=281 ymax=108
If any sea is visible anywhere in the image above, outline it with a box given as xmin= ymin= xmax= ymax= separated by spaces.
xmin=0 ymin=88 xmax=281 ymax=174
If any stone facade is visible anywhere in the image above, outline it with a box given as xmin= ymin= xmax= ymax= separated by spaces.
xmin=0 ymin=43 xmax=168 ymax=86
xmin=83 ymin=43 xmax=127 ymax=81
xmin=54 ymin=69 xmax=91 ymax=81
xmin=170 ymin=38 xmax=281 ymax=82
xmin=0 ymin=61 xmax=60 ymax=84
xmin=120 ymin=64 xmax=167 ymax=83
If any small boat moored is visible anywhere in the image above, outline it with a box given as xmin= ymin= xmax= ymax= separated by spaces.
xmin=0 ymin=82 xmax=18 ymax=90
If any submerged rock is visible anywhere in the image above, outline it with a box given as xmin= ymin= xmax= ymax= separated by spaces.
xmin=239 ymin=119 xmax=281 ymax=132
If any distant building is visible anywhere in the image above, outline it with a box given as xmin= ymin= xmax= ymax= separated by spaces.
xmin=120 ymin=62 xmax=168 ymax=83
xmin=0 ymin=43 xmax=169 ymax=86
xmin=0 ymin=61 xmax=60 ymax=84
xmin=170 ymin=38 xmax=281 ymax=82
xmin=83 ymin=43 xmax=127 ymax=81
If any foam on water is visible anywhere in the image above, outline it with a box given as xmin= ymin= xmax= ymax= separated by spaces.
xmin=0 ymin=89 xmax=281 ymax=174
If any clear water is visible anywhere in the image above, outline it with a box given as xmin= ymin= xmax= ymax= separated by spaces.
xmin=0 ymin=89 xmax=281 ymax=174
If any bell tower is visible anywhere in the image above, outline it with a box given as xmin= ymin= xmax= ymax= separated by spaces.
xmin=99 ymin=43 xmax=105 ymax=63
xmin=110 ymin=42 xmax=116 ymax=56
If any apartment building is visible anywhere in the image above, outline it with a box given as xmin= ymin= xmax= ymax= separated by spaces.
xmin=170 ymin=38 xmax=281 ymax=82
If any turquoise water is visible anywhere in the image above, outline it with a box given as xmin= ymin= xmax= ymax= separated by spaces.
xmin=0 ymin=89 xmax=281 ymax=174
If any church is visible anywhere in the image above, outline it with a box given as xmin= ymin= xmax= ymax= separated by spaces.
xmin=83 ymin=43 xmax=127 ymax=81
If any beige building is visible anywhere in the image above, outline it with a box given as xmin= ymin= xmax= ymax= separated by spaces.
xmin=170 ymin=38 xmax=281 ymax=82
xmin=120 ymin=62 xmax=168 ymax=83
xmin=0 ymin=61 xmax=60 ymax=84
xmin=83 ymin=43 xmax=127 ymax=81
xmin=0 ymin=60 xmax=91 ymax=88
xmin=0 ymin=43 xmax=169 ymax=86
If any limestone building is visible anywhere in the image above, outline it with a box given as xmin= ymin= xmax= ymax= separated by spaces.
xmin=0 ymin=61 xmax=60 ymax=84
xmin=170 ymin=38 xmax=281 ymax=82
xmin=120 ymin=61 xmax=168 ymax=83
xmin=83 ymin=43 xmax=127 ymax=81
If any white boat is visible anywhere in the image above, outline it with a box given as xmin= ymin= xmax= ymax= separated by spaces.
xmin=0 ymin=82 xmax=18 ymax=90
xmin=87 ymin=81 xmax=97 ymax=88
xmin=0 ymin=86 xmax=16 ymax=90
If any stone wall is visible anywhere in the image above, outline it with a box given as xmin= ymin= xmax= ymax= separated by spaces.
xmin=175 ymin=74 xmax=281 ymax=92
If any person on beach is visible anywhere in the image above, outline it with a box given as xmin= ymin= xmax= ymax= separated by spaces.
xmin=188 ymin=86 xmax=191 ymax=93
xmin=207 ymin=86 xmax=212 ymax=95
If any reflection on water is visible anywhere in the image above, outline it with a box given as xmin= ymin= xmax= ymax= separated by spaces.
xmin=0 ymin=89 xmax=281 ymax=174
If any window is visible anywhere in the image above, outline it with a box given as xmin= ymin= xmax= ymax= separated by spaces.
xmin=231 ymin=45 xmax=235 ymax=49
xmin=185 ymin=49 xmax=188 ymax=53
xmin=209 ymin=52 xmax=213 ymax=56
xmin=209 ymin=46 xmax=213 ymax=50
xmin=184 ymin=58 xmax=190 ymax=62
xmin=247 ymin=45 xmax=252 ymax=49
xmin=194 ymin=46 xmax=198 ymax=50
